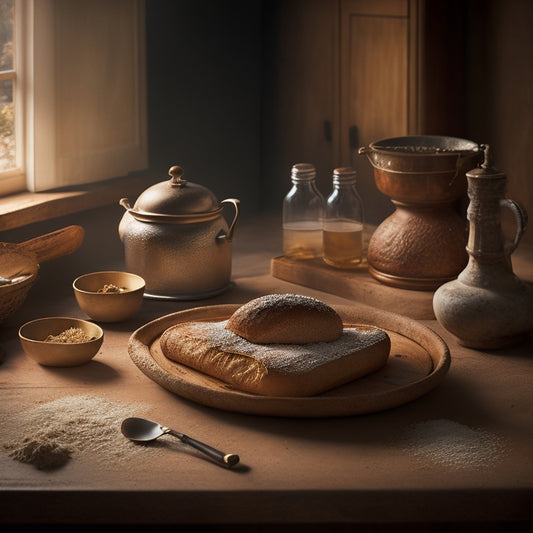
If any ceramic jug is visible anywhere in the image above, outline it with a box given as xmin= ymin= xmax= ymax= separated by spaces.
xmin=433 ymin=145 xmax=533 ymax=349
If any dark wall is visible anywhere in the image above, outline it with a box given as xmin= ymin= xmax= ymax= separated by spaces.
xmin=145 ymin=0 xmax=264 ymax=217
xmin=464 ymin=0 xmax=533 ymax=244
xmin=144 ymin=0 xmax=533 ymax=239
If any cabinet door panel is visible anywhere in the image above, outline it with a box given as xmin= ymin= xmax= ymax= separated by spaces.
xmin=261 ymin=0 xmax=337 ymax=205
xmin=340 ymin=0 xmax=414 ymax=224
xmin=346 ymin=16 xmax=408 ymax=146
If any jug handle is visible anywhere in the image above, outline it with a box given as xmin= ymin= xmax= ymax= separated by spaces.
xmin=220 ymin=198 xmax=240 ymax=242
xmin=501 ymin=198 xmax=528 ymax=256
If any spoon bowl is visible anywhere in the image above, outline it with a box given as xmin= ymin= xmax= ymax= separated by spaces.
xmin=122 ymin=417 xmax=165 ymax=441
xmin=121 ymin=417 xmax=239 ymax=467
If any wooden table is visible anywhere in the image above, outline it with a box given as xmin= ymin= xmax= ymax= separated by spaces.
xmin=1 ymin=208 xmax=532 ymax=530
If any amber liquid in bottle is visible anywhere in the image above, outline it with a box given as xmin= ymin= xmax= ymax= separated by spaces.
xmin=323 ymin=220 xmax=363 ymax=268
xmin=282 ymin=163 xmax=324 ymax=260
xmin=323 ymin=167 xmax=365 ymax=269
xmin=283 ymin=222 xmax=323 ymax=260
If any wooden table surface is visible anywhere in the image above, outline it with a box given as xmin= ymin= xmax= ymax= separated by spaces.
xmin=1 ymin=208 xmax=532 ymax=530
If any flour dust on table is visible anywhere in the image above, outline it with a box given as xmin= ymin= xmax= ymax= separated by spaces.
xmin=0 ymin=395 xmax=155 ymax=471
xmin=400 ymin=419 xmax=507 ymax=469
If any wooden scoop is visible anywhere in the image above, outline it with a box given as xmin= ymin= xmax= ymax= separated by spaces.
xmin=0 ymin=224 xmax=85 ymax=282
xmin=9 ymin=225 xmax=85 ymax=264
xmin=0 ymin=225 xmax=84 ymax=321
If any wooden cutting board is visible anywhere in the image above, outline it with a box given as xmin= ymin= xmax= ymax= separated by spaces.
xmin=270 ymin=255 xmax=436 ymax=320
xmin=128 ymin=303 xmax=450 ymax=418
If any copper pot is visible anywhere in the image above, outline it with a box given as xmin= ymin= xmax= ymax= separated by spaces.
xmin=119 ymin=165 xmax=240 ymax=300
xmin=359 ymin=136 xmax=482 ymax=291
xmin=359 ymin=135 xmax=481 ymax=204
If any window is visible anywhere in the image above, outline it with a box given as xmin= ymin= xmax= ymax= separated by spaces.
xmin=0 ymin=0 xmax=23 ymax=195
xmin=0 ymin=0 xmax=147 ymax=198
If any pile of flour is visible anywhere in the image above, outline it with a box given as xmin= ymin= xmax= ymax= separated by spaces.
xmin=0 ymin=395 xmax=153 ymax=471
xmin=401 ymin=418 xmax=506 ymax=469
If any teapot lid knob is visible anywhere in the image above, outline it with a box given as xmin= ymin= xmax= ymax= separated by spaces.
xmin=169 ymin=165 xmax=187 ymax=186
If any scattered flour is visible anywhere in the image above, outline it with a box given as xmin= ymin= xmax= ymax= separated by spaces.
xmin=0 ymin=395 xmax=153 ymax=471
xmin=401 ymin=419 xmax=506 ymax=469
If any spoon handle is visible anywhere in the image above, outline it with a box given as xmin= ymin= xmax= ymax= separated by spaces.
xmin=167 ymin=429 xmax=239 ymax=467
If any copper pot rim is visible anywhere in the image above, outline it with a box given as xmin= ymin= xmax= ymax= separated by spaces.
xmin=366 ymin=135 xmax=481 ymax=156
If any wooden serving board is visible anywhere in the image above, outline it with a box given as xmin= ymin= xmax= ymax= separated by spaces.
xmin=271 ymin=256 xmax=436 ymax=320
xmin=128 ymin=303 xmax=450 ymax=418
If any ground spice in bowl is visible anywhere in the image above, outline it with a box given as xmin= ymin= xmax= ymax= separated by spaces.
xmin=97 ymin=284 xmax=127 ymax=293
xmin=44 ymin=327 xmax=95 ymax=344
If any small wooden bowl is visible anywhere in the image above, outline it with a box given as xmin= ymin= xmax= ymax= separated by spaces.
xmin=19 ymin=317 xmax=103 ymax=367
xmin=73 ymin=271 xmax=145 ymax=322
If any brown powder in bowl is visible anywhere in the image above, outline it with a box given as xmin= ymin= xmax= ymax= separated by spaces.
xmin=97 ymin=284 xmax=127 ymax=293
xmin=45 ymin=327 xmax=95 ymax=344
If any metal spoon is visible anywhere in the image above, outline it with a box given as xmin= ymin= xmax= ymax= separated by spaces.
xmin=121 ymin=417 xmax=239 ymax=467
xmin=0 ymin=274 xmax=30 ymax=286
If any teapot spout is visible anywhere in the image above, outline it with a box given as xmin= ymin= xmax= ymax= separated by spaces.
xmin=118 ymin=198 xmax=134 ymax=242
xmin=120 ymin=198 xmax=132 ymax=211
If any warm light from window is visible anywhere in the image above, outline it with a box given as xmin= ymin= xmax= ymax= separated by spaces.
xmin=0 ymin=0 xmax=16 ymax=173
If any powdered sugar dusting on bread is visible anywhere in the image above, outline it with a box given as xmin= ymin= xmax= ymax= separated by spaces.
xmin=236 ymin=293 xmax=335 ymax=318
xmin=178 ymin=320 xmax=388 ymax=375
xmin=229 ymin=293 xmax=336 ymax=326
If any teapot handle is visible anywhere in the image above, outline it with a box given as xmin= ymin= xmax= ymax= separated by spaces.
xmin=220 ymin=198 xmax=240 ymax=242
xmin=501 ymin=198 xmax=528 ymax=256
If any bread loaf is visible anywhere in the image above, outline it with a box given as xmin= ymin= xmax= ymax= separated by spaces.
xmin=159 ymin=294 xmax=391 ymax=397
xmin=225 ymin=293 xmax=343 ymax=344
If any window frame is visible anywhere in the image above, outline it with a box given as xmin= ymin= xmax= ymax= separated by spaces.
xmin=0 ymin=0 xmax=25 ymax=196
xmin=0 ymin=0 xmax=147 ymax=198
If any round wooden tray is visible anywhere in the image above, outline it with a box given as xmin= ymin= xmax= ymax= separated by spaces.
xmin=128 ymin=303 xmax=451 ymax=417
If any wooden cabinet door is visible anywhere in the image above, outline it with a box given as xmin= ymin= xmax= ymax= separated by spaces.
xmin=261 ymin=0 xmax=338 ymax=205
xmin=339 ymin=0 xmax=419 ymax=225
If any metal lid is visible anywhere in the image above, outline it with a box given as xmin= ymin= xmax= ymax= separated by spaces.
xmin=291 ymin=163 xmax=316 ymax=181
xmin=132 ymin=166 xmax=220 ymax=216
xmin=333 ymin=167 xmax=357 ymax=183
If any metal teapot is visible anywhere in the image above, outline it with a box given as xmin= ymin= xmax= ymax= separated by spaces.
xmin=119 ymin=165 xmax=240 ymax=300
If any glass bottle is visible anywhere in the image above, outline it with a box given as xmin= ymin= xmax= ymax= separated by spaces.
xmin=323 ymin=167 xmax=365 ymax=269
xmin=282 ymin=163 xmax=325 ymax=260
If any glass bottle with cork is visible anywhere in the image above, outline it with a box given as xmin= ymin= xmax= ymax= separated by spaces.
xmin=323 ymin=166 xmax=365 ymax=269
xmin=282 ymin=163 xmax=325 ymax=260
